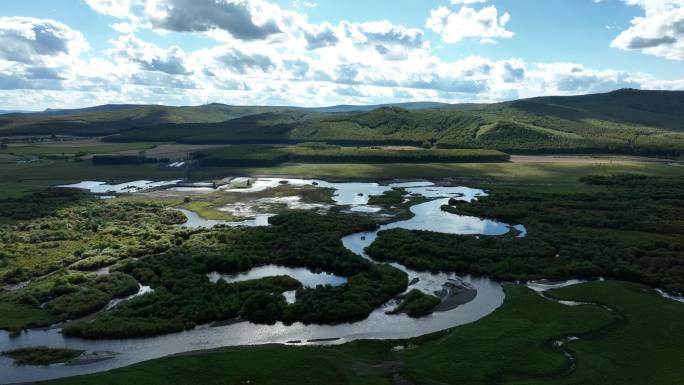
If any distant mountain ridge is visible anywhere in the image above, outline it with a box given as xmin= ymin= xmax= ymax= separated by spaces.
xmin=4 ymin=101 xmax=451 ymax=118
xmin=310 ymin=102 xmax=450 ymax=113
xmin=519 ymin=88 xmax=684 ymax=131
xmin=38 ymin=104 xmax=146 ymax=116
xmin=0 ymin=110 xmax=35 ymax=115
xmin=1 ymin=89 xmax=683 ymax=155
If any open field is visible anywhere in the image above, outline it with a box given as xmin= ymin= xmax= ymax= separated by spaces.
xmin=94 ymin=143 xmax=226 ymax=161
xmin=2 ymin=142 xmax=156 ymax=157
xmin=192 ymin=145 xmax=510 ymax=167
xmin=534 ymin=281 xmax=684 ymax=385
xmin=509 ymin=154 xmax=681 ymax=164
xmin=38 ymin=281 xmax=684 ymax=385
xmin=0 ymin=138 xmax=223 ymax=161
xmin=0 ymin=161 xmax=186 ymax=198
xmin=41 ymin=342 xmax=394 ymax=385
xmin=212 ymin=158 xmax=684 ymax=193
xmin=1 ymin=154 xmax=683 ymax=198
xmin=402 ymin=281 xmax=684 ymax=385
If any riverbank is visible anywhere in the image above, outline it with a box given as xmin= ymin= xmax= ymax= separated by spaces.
xmin=433 ymin=280 xmax=477 ymax=312
xmin=35 ymin=280 xmax=684 ymax=385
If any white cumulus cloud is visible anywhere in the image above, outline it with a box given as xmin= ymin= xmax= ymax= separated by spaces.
xmin=426 ymin=5 xmax=513 ymax=44
xmin=108 ymin=34 xmax=190 ymax=75
xmin=0 ymin=0 xmax=682 ymax=109
xmin=0 ymin=17 xmax=88 ymax=64
xmin=84 ymin=0 xmax=142 ymax=19
xmin=611 ymin=0 xmax=684 ymax=60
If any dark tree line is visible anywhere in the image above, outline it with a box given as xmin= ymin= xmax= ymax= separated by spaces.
xmin=368 ymin=175 xmax=684 ymax=293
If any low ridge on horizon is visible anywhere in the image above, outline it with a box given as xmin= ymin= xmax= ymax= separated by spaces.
xmin=6 ymin=88 xmax=681 ymax=117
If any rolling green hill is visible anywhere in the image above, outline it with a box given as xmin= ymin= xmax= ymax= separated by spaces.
xmin=0 ymin=104 xmax=295 ymax=137
xmin=104 ymin=107 xmax=487 ymax=147
xmin=3 ymin=89 xmax=684 ymax=155
xmin=524 ymin=88 xmax=684 ymax=131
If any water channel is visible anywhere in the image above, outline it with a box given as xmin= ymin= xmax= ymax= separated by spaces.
xmin=1 ymin=179 xmax=521 ymax=383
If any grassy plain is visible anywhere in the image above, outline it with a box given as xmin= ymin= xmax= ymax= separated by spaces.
xmin=534 ymin=281 xmax=684 ymax=385
xmin=107 ymin=143 xmax=225 ymax=160
xmin=39 ymin=281 xmax=684 ymax=385
xmin=192 ymin=145 xmax=510 ymax=166
xmin=1 ymin=154 xmax=682 ymax=199
xmin=0 ymin=160 xmax=185 ymax=198
xmin=401 ymin=285 xmax=614 ymax=384
xmin=42 ymin=343 xmax=394 ymax=385
xmin=215 ymin=157 xmax=684 ymax=193
xmin=3 ymin=142 xmax=155 ymax=157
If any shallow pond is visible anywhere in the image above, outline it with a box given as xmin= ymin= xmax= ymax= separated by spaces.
xmin=208 ymin=265 xmax=347 ymax=288
xmin=58 ymin=180 xmax=182 ymax=194
xmin=175 ymin=208 xmax=272 ymax=228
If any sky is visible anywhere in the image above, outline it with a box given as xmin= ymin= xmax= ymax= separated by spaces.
xmin=1 ymin=0 xmax=684 ymax=110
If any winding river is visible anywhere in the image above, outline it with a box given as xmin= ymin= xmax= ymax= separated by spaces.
xmin=0 ymin=179 xmax=521 ymax=384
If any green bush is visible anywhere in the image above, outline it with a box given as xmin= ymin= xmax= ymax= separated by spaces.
xmin=2 ymin=347 xmax=83 ymax=365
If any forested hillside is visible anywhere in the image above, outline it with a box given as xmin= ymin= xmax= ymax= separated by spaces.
xmin=3 ymin=89 xmax=684 ymax=155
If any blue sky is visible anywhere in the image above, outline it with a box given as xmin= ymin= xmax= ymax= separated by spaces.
xmin=0 ymin=0 xmax=683 ymax=109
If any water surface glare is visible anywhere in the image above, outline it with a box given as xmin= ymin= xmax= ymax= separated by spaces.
xmin=176 ymin=208 xmax=272 ymax=229
xmin=58 ymin=180 xmax=182 ymax=194
xmin=208 ymin=265 xmax=347 ymax=288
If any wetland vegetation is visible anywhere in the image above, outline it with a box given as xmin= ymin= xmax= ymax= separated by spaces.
xmin=0 ymin=190 xmax=186 ymax=331
xmin=35 ymin=281 xmax=684 ymax=385
xmin=1 ymin=163 xmax=682 ymax=384
xmin=2 ymin=91 xmax=684 ymax=384
xmin=2 ymin=347 xmax=84 ymax=366
xmin=62 ymin=212 xmax=408 ymax=338
xmin=390 ymin=289 xmax=441 ymax=318
xmin=369 ymin=175 xmax=684 ymax=291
